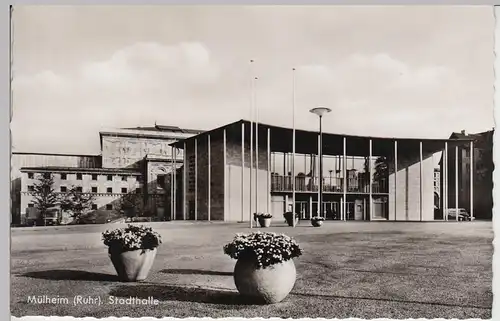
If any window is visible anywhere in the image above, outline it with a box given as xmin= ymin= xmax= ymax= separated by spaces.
xmin=28 ymin=173 xmax=34 ymax=179
xmin=27 ymin=185 xmax=34 ymax=192
xmin=106 ymin=204 xmax=113 ymax=210
xmin=107 ymin=187 xmax=113 ymax=193
xmin=107 ymin=175 xmax=113 ymax=181
xmin=60 ymin=186 xmax=67 ymax=193
xmin=61 ymin=173 xmax=67 ymax=180
xmin=91 ymin=187 xmax=98 ymax=193
xmin=91 ymin=204 xmax=98 ymax=210
xmin=157 ymin=175 xmax=166 ymax=189
xmin=76 ymin=173 xmax=83 ymax=180
xmin=121 ymin=188 xmax=127 ymax=194
xmin=121 ymin=176 xmax=127 ymax=181
xmin=76 ymin=186 xmax=83 ymax=193
xmin=28 ymin=203 xmax=34 ymax=208
xmin=92 ymin=174 xmax=98 ymax=181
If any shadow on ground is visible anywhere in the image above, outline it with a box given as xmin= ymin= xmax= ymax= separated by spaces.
xmin=21 ymin=270 xmax=119 ymax=281
xmin=159 ymin=268 xmax=233 ymax=276
xmin=109 ymin=284 xmax=260 ymax=305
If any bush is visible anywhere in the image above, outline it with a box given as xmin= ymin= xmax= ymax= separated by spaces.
xmin=102 ymin=224 xmax=162 ymax=253
xmin=223 ymin=231 xmax=302 ymax=268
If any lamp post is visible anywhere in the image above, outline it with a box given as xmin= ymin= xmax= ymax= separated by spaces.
xmin=310 ymin=107 xmax=332 ymax=218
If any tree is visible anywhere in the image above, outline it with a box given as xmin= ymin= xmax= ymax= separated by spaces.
xmin=373 ymin=156 xmax=388 ymax=182
xmin=116 ymin=192 xmax=144 ymax=218
xmin=60 ymin=186 xmax=96 ymax=223
xmin=31 ymin=173 xmax=59 ymax=224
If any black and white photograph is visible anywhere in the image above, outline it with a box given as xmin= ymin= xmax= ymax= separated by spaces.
xmin=10 ymin=5 xmax=494 ymax=319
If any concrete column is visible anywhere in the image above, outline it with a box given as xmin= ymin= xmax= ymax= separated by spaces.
xmin=317 ymin=134 xmax=320 ymax=215
xmin=255 ymin=123 xmax=259 ymax=214
xmin=223 ymin=129 xmax=227 ymax=222
xmin=470 ymin=141 xmax=474 ymax=220
xmin=183 ymin=142 xmax=187 ymax=220
xmin=444 ymin=142 xmax=448 ymax=221
xmin=173 ymin=147 xmax=176 ymax=220
xmin=363 ymin=197 xmax=366 ymax=221
xmin=292 ymin=129 xmax=296 ymax=226
xmin=195 ymin=138 xmax=198 ymax=221
xmin=369 ymin=139 xmax=373 ymax=220
xmin=455 ymin=145 xmax=459 ymax=221
xmin=170 ymin=146 xmax=174 ymax=220
xmin=394 ymin=140 xmax=398 ymax=221
xmin=208 ymin=135 xmax=211 ymax=222
xmin=343 ymin=137 xmax=347 ymax=221
xmin=419 ymin=141 xmax=423 ymax=222
xmin=241 ymin=123 xmax=244 ymax=222
xmin=309 ymin=195 xmax=313 ymax=219
xmin=267 ymin=128 xmax=271 ymax=214
xmin=340 ymin=196 xmax=344 ymax=220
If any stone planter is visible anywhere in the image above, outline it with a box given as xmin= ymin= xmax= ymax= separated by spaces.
xmin=285 ymin=217 xmax=299 ymax=227
xmin=109 ymin=248 xmax=157 ymax=282
xmin=258 ymin=217 xmax=272 ymax=228
xmin=233 ymin=257 xmax=296 ymax=304
xmin=284 ymin=212 xmax=299 ymax=227
xmin=311 ymin=220 xmax=324 ymax=227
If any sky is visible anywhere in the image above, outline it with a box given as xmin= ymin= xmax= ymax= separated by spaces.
xmin=11 ymin=5 xmax=495 ymax=155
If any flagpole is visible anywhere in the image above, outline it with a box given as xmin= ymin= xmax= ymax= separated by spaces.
xmin=255 ymin=76 xmax=259 ymax=219
xmin=292 ymin=68 xmax=296 ymax=227
xmin=249 ymin=60 xmax=254 ymax=228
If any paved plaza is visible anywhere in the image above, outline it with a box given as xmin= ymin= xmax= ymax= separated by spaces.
xmin=10 ymin=221 xmax=493 ymax=319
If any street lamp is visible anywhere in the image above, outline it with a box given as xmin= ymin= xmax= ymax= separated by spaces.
xmin=310 ymin=107 xmax=331 ymax=218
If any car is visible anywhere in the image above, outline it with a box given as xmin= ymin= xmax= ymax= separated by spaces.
xmin=446 ymin=208 xmax=474 ymax=221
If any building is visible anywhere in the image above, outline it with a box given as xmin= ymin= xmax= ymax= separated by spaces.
xmin=168 ymin=119 xmax=476 ymax=222
xmin=439 ymin=129 xmax=493 ymax=220
xmin=12 ymin=124 xmax=203 ymax=225
xmin=14 ymin=119 xmax=485 ymax=224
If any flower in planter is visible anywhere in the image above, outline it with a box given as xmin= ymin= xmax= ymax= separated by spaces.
xmin=223 ymin=231 xmax=302 ymax=268
xmin=310 ymin=216 xmax=326 ymax=221
xmin=255 ymin=213 xmax=273 ymax=219
xmin=102 ymin=224 xmax=162 ymax=282
xmin=102 ymin=224 xmax=162 ymax=253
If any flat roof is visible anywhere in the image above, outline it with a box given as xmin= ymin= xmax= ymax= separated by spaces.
xmin=12 ymin=152 xmax=101 ymax=158
xmin=170 ymin=119 xmax=475 ymax=157
xmin=20 ymin=166 xmax=142 ymax=175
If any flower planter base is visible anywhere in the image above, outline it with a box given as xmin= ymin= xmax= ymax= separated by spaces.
xmin=233 ymin=258 xmax=296 ymax=304
xmin=286 ymin=218 xmax=299 ymax=227
xmin=109 ymin=248 xmax=157 ymax=282
xmin=311 ymin=220 xmax=324 ymax=227
xmin=258 ymin=218 xmax=272 ymax=228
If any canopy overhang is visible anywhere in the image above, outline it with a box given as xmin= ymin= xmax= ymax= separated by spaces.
xmin=170 ymin=119 xmax=474 ymax=158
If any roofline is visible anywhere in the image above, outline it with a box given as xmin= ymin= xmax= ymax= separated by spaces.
xmin=170 ymin=119 xmax=476 ymax=148
xmin=99 ymin=127 xmax=204 ymax=140
xmin=19 ymin=167 xmax=142 ymax=175
xmin=12 ymin=152 xmax=101 ymax=158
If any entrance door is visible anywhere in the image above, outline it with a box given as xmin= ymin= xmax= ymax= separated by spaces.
xmin=346 ymin=202 xmax=355 ymax=220
xmin=323 ymin=202 xmax=340 ymax=220
xmin=294 ymin=201 xmax=309 ymax=219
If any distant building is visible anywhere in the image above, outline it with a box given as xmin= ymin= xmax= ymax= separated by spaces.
xmin=439 ymin=129 xmax=493 ymax=220
xmin=12 ymin=124 xmax=203 ymax=225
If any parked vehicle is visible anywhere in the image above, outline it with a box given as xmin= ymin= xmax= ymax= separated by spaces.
xmin=446 ymin=208 xmax=474 ymax=221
